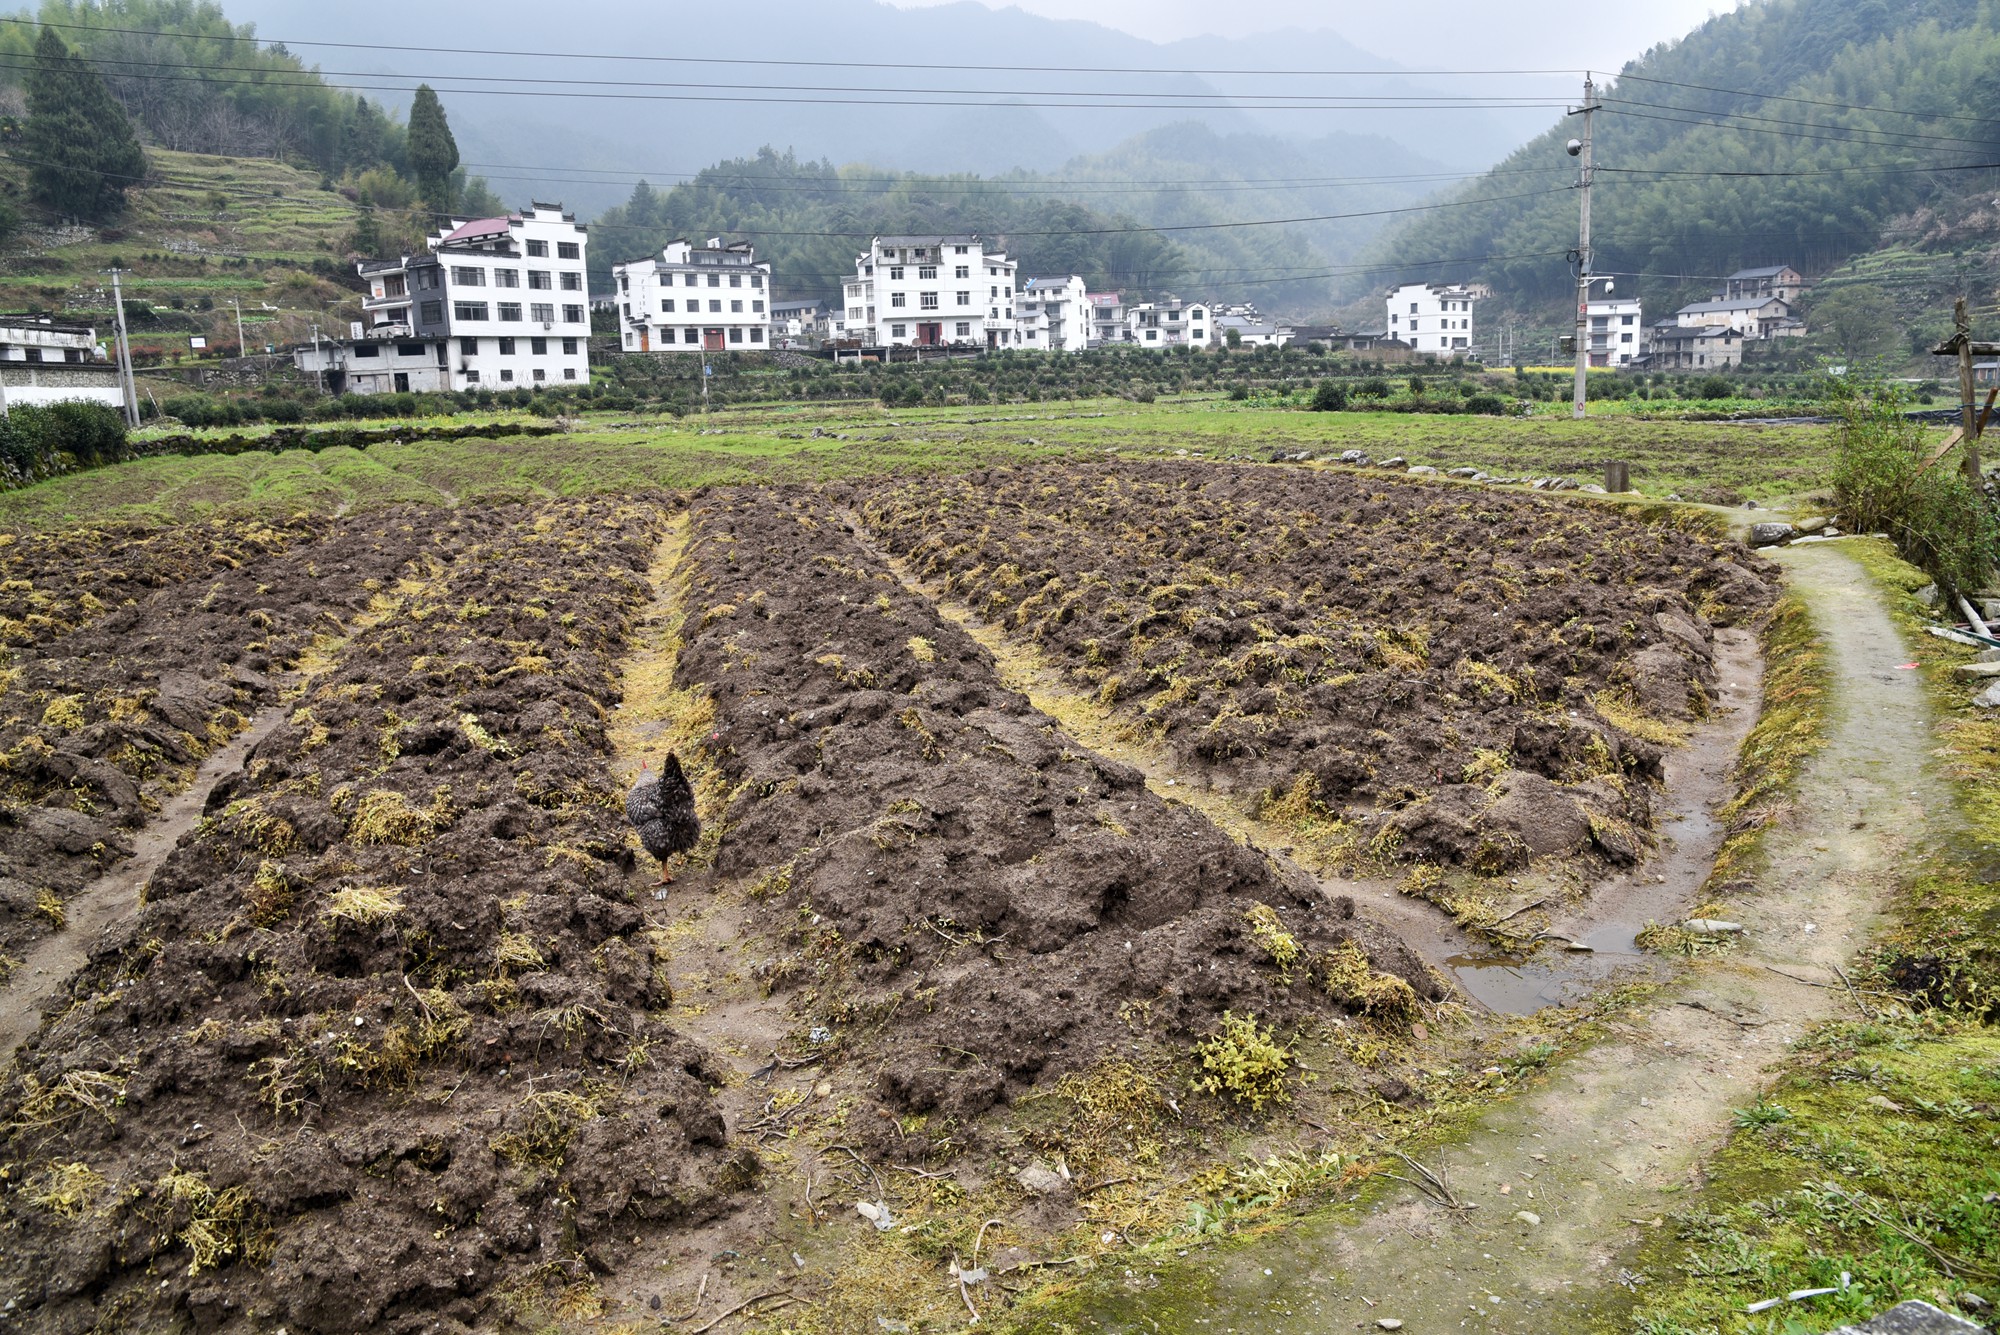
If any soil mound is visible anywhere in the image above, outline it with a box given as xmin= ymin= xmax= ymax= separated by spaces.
xmin=677 ymin=489 xmax=1442 ymax=1152
xmin=0 ymin=513 xmax=430 ymax=962
xmin=860 ymin=462 xmax=1779 ymax=880
xmin=0 ymin=498 xmax=749 ymax=1335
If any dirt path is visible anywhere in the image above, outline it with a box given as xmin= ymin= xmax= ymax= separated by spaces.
xmin=0 ymin=702 xmax=294 ymax=1064
xmin=1070 ymin=541 xmax=1946 ymax=1333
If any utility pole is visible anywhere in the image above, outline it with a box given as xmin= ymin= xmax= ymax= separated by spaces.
xmin=105 ymin=267 xmax=140 ymax=428
xmin=310 ymin=323 xmax=325 ymax=394
xmin=1568 ymin=74 xmax=1599 ymax=420
xmin=232 ymin=298 xmax=246 ymax=360
xmin=1953 ymin=297 xmax=1983 ymax=484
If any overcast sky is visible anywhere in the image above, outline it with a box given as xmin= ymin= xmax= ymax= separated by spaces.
xmin=883 ymin=0 xmax=1743 ymax=72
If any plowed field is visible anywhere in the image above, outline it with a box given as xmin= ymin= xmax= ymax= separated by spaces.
xmin=0 ymin=460 xmax=1783 ymax=1334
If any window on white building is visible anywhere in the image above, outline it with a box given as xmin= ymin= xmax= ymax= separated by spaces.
xmin=451 ymin=267 xmax=485 ymax=286
xmin=729 ymin=274 xmax=742 ymax=288
xmin=533 ymin=368 xmax=546 ymax=381
xmin=706 ymin=274 xmax=720 ymax=288
xmin=557 ymin=242 xmax=580 ymax=260
xmin=494 ymin=269 xmax=520 ymax=288
xmin=527 ymin=240 xmax=548 ymax=257
xmin=662 ymin=299 xmax=676 ymax=313
xmin=460 ymin=337 xmax=480 ymax=355
xmin=954 ymin=266 xmax=969 ymax=279
xmin=563 ymin=305 xmax=584 ymax=323
xmin=564 ymin=368 xmax=577 ymax=379
xmin=453 ymin=301 xmax=488 ymax=321
xmin=706 ymin=299 xmax=720 ymax=313
xmin=954 ymin=245 xmax=968 ymax=255
xmin=683 ymin=274 xmax=698 ymax=287
xmin=752 ymin=275 xmax=763 ymax=289
xmin=920 ymin=293 xmax=938 ymax=310
xmin=891 ymin=323 xmax=906 ymax=338
xmin=560 ymin=273 xmax=581 ymax=291
xmin=956 ymin=322 xmax=970 ymax=336
xmin=750 ymin=328 xmax=763 ymax=342
xmin=731 ymin=299 xmax=743 ymax=313
xmin=918 ymin=265 xmax=937 ymax=280
xmin=563 ymin=338 xmax=578 ymax=354
xmin=498 ymin=303 xmax=523 ymax=322
xmin=889 ymin=266 xmax=904 ymax=280
xmin=531 ymin=337 xmax=548 ymax=355
xmin=528 ymin=271 xmax=552 ymax=290
xmin=498 ymin=337 xmax=516 ymax=354
xmin=531 ymin=303 xmax=554 ymax=323
xmin=891 ymin=293 xmax=906 ymax=307
xmin=683 ymin=329 xmax=699 ymax=344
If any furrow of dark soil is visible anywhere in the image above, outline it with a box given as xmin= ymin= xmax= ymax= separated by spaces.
xmin=857 ymin=463 xmax=1781 ymax=892
xmin=0 ymin=511 xmax=452 ymax=966
xmin=0 ymin=496 xmax=752 ymax=1335
xmin=674 ymin=486 xmax=1444 ymax=1156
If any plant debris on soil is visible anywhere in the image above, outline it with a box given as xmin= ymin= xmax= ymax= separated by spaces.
xmin=0 ymin=497 xmax=752 ymax=1334
xmin=0 ymin=513 xmax=423 ymax=965
xmin=0 ymin=458 xmax=1794 ymax=1335
xmin=675 ymin=487 xmax=1441 ymax=1146
xmin=857 ymin=463 xmax=1780 ymax=888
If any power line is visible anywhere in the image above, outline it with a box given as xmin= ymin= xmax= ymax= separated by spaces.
xmin=0 ymin=57 xmax=1571 ymax=112
xmin=1616 ymin=71 xmax=2000 ymax=129
xmin=3 ymin=15 xmax=1581 ymax=80
xmin=40 ymin=49 xmax=1567 ymax=105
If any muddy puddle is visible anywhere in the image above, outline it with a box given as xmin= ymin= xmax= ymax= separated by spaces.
xmin=1419 ymin=625 xmax=1763 ymax=1014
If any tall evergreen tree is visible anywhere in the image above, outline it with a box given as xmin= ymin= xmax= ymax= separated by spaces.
xmin=22 ymin=27 xmax=146 ymax=221
xmin=406 ymin=85 xmax=459 ymax=216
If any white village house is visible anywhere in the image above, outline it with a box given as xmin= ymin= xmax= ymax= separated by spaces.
xmin=1385 ymin=282 xmax=1476 ymax=357
xmin=847 ymin=236 xmax=1018 ymax=349
xmin=1125 ymin=297 xmax=1211 ymax=348
xmin=300 ymin=204 xmax=591 ymax=393
xmin=1016 ymin=275 xmax=1091 ymax=352
xmin=1585 ymin=278 xmax=1645 ymax=368
xmin=0 ymin=315 xmax=122 ymax=409
xmin=613 ymin=239 xmax=773 ymax=354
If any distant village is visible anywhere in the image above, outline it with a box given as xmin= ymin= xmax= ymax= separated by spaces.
xmin=0 ymin=202 xmax=1817 ymax=402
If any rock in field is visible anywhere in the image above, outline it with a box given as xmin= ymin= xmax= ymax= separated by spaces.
xmin=1750 ymin=522 xmax=1797 ymax=547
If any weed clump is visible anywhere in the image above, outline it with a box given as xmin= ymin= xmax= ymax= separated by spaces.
xmin=1194 ymin=1011 xmax=1292 ymax=1112
xmin=1321 ymin=939 xmax=1420 ymax=1020
xmin=1243 ymin=903 xmax=1300 ymax=978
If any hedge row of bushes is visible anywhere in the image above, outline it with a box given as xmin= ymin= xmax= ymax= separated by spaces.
xmin=0 ymin=402 xmax=129 ymax=485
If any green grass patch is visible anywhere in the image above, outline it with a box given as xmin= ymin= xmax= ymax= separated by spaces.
xmin=1620 ymin=1012 xmax=2000 ymax=1334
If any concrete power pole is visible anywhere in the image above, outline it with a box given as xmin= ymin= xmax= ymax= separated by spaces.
xmin=105 ymin=268 xmax=141 ymax=428
xmin=1568 ymin=74 xmax=1599 ymax=420
xmin=232 ymin=298 xmax=247 ymax=360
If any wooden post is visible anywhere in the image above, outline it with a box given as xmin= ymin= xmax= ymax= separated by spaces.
xmin=1956 ymin=298 xmax=1984 ymax=484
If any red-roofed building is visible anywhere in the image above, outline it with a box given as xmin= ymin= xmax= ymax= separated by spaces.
xmin=330 ymin=202 xmax=591 ymax=393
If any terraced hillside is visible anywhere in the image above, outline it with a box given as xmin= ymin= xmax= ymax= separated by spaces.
xmin=0 ymin=148 xmax=363 ymax=365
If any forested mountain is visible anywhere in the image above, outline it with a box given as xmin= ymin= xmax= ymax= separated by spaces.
xmin=589 ymin=128 xmax=1450 ymax=312
xmin=0 ymin=0 xmax=405 ymax=178
xmin=1367 ymin=0 xmax=2000 ymax=315
xmin=588 ymin=149 xmax=1189 ymax=306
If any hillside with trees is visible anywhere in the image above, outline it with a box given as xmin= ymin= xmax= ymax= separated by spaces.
xmin=1367 ymin=0 xmax=2000 ymax=326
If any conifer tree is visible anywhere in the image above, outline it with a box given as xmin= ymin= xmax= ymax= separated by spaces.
xmin=407 ymin=85 xmax=459 ymax=216
xmin=23 ymin=27 xmax=146 ymax=221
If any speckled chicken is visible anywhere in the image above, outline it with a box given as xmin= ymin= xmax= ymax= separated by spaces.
xmin=626 ymin=753 xmax=699 ymax=885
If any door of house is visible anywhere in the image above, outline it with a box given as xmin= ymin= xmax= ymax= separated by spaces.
xmin=393 ymin=372 xmax=410 ymax=392
xmin=917 ymin=322 xmax=942 ymax=347
xmin=703 ymin=329 xmax=724 ymax=351
xmin=639 ymin=329 xmax=650 ymax=353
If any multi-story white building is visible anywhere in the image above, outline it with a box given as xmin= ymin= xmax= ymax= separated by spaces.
xmin=1086 ymin=292 xmax=1127 ymax=347
xmin=1016 ymin=275 xmax=1090 ymax=352
xmin=1584 ymin=277 xmax=1645 ymax=368
xmin=848 ymin=235 xmax=1018 ymax=348
xmin=1126 ymin=297 xmax=1212 ymax=348
xmin=613 ymin=239 xmax=772 ymax=354
xmin=344 ymin=203 xmax=591 ymax=391
xmin=1385 ymin=282 xmax=1476 ymax=358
